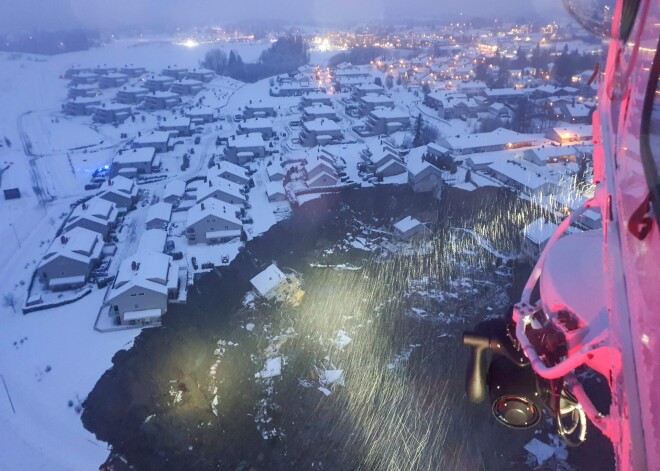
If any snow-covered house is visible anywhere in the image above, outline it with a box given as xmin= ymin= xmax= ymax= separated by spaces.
xmin=237 ymin=118 xmax=274 ymax=140
xmin=352 ymin=83 xmax=386 ymax=100
xmin=545 ymin=124 xmax=593 ymax=145
xmin=187 ymin=68 xmax=215 ymax=82
xmin=143 ymin=91 xmax=181 ymax=111
xmin=163 ymin=180 xmax=186 ymax=205
xmin=307 ymin=171 xmax=338 ymax=188
xmin=407 ymin=160 xmax=444 ymax=193
xmin=208 ymin=161 xmax=250 ymax=186
xmin=393 ymin=216 xmax=430 ymax=242
xmin=161 ymin=66 xmax=188 ymax=80
xmin=304 ymin=160 xmax=336 ymax=180
xmin=558 ymin=103 xmax=593 ymax=123
xmin=358 ymin=94 xmax=395 ymax=116
xmin=146 ymin=202 xmax=173 ymax=230
xmin=116 ymin=85 xmax=149 ymax=104
xmin=266 ymin=181 xmax=287 ymax=202
xmin=224 ymin=133 xmax=266 ymax=165
xmin=186 ymin=199 xmax=242 ymax=245
xmin=119 ymin=65 xmax=147 ymax=77
xmin=64 ymin=197 xmax=119 ymax=240
xmin=132 ymin=131 xmax=173 ymax=153
xmin=158 ymin=117 xmax=192 ymax=137
xmin=170 ymin=79 xmax=203 ymax=96
xmin=436 ymin=128 xmax=540 ymax=156
xmin=365 ymin=109 xmax=410 ymax=136
xmin=300 ymin=119 xmax=343 ymax=147
xmin=488 ymin=160 xmax=558 ymax=196
xmin=106 ymin=252 xmax=178 ymax=326
xmin=93 ymin=103 xmax=132 ymax=124
xmin=267 ymin=164 xmax=286 ymax=182
xmin=185 ymin=106 xmax=216 ymax=124
xmin=144 ymin=75 xmax=175 ymax=92
xmin=244 ymin=103 xmax=277 ymax=118
xmin=250 ymin=264 xmax=288 ymax=300
xmin=522 ymin=218 xmax=559 ymax=258
xmin=111 ymin=147 xmax=157 ymax=177
xmin=97 ymin=175 xmax=138 ymax=210
xmin=62 ymin=97 xmax=101 ymax=116
xmin=302 ymin=104 xmax=338 ymax=122
xmin=197 ymin=178 xmax=246 ymax=206
xmin=300 ymin=92 xmax=333 ymax=108
xmin=35 ymin=227 xmax=103 ymax=290
xmin=376 ymin=158 xmax=406 ymax=177
xmin=98 ymin=73 xmax=129 ymax=89
xmin=523 ymin=146 xmax=579 ymax=166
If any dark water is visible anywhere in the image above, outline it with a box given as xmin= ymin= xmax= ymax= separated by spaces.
xmin=82 ymin=185 xmax=614 ymax=471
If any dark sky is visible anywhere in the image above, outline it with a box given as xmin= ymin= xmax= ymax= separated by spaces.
xmin=1 ymin=0 xmax=565 ymax=32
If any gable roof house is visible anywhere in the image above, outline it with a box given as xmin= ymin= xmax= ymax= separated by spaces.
xmin=106 ymin=251 xmax=178 ymax=326
xmin=64 ymin=197 xmax=119 ymax=240
xmin=97 ymin=175 xmax=138 ymax=210
xmin=186 ymin=199 xmax=242 ymax=245
xmin=35 ymin=227 xmax=103 ymax=290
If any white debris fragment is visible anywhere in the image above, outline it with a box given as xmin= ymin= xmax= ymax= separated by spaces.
xmin=318 ymin=387 xmax=332 ymax=396
xmin=319 ymin=369 xmax=344 ymax=388
xmin=255 ymin=356 xmax=282 ymax=379
xmin=211 ymin=395 xmax=219 ymax=416
xmin=334 ymin=330 xmax=352 ymax=350
xmin=524 ymin=438 xmax=556 ymax=465
xmin=246 ymin=323 xmax=255 ymax=332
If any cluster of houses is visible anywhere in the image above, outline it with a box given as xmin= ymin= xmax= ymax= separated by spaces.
xmin=62 ymin=63 xmax=215 ymax=124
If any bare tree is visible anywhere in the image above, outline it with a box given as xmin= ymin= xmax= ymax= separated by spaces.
xmin=3 ymin=293 xmax=16 ymax=313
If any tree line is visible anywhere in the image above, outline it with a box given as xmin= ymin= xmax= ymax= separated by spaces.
xmin=202 ymin=35 xmax=310 ymax=83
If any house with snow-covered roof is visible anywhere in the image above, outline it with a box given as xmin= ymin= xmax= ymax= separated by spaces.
xmin=304 ymin=160 xmax=337 ymax=181
xmin=300 ymin=119 xmax=343 ymax=147
xmin=35 ymin=227 xmax=103 ymax=290
xmin=224 ymin=133 xmax=266 ymax=164
xmin=185 ymin=106 xmax=216 ymax=124
xmin=244 ymin=102 xmax=277 ymax=118
xmin=208 ymin=161 xmax=250 ymax=186
xmin=111 ymin=147 xmax=157 ymax=177
xmin=250 ymin=264 xmax=288 ymax=300
xmin=436 ymin=128 xmax=541 ymax=156
xmin=365 ymin=108 xmax=410 ymax=136
xmin=267 ymin=164 xmax=286 ymax=182
xmin=170 ymin=78 xmax=204 ymax=96
xmin=522 ymin=218 xmax=559 ymax=258
xmin=144 ymin=91 xmax=181 ymax=111
xmin=133 ymin=131 xmax=173 ymax=153
xmin=545 ymin=124 xmax=593 ymax=145
xmin=352 ymin=83 xmax=386 ymax=100
xmin=144 ymin=75 xmax=175 ymax=92
xmin=197 ymin=178 xmax=246 ymax=206
xmin=163 ymin=180 xmax=186 ymax=205
xmin=116 ymin=84 xmax=149 ymax=104
xmin=487 ymin=160 xmax=558 ymax=196
xmin=92 ymin=103 xmax=132 ymax=124
xmin=64 ymin=197 xmax=119 ymax=240
xmin=558 ymin=103 xmax=593 ymax=123
xmin=393 ymin=216 xmax=430 ymax=242
xmin=266 ymin=181 xmax=287 ymax=202
xmin=187 ymin=68 xmax=215 ymax=82
xmin=302 ymin=104 xmax=338 ymax=122
xmin=162 ymin=66 xmax=188 ymax=80
xmin=146 ymin=202 xmax=173 ymax=230
xmin=300 ymin=92 xmax=333 ymax=108
xmin=237 ymin=118 xmax=274 ymax=140
xmin=62 ymin=97 xmax=102 ymax=116
xmin=98 ymin=72 xmax=129 ymax=89
xmin=106 ymin=251 xmax=178 ymax=326
xmin=158 ymin=116 xmax=192 ymax=137
xmin=186 ymin=199 xmax=242 ymax=245
xmin=407 ymin=157 xmax=444 ymax=193
xmin=358 ymin=94 xmax=395 ymax=116
xmin=97 ymin=175 xmax=138 ymax=210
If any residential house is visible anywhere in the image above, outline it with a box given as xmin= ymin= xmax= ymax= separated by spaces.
xmin=237 ymin=118 xmax=274 ymax=140
xmin=93 ymin=103 xmax=132 ymax=124
xmin=106 ymin=251 xmax=178 ymax=326
xmin=224 ymin=133 xmax=266 ymax=164
xmin=196 ymin=178 xmax=246 ymax=206
xmin=170 ymin=79 xmax=204 ymax=96
xmin=159 ymin=116 xmax=192 ymax=137
xmin=97 ymin=175 xmax=138 ymax=210
xmin=299 ymin=119 xmax=343 ymax=147
xmin=301 ymin=104 xmax=338 ymax=122
xmin=365 ymin=109 xmax=410 ymax=136
xmin=146 ymin=202 xmax=173 ymax=230
xmin=116 ymin=85 xmax=149 ymax=104
xmin=98 ymin=73 xmax=129 ymax=89
xmin=266 ymin=181 xmax=287 ymax=202
xmin=62 ymin=97 xmax=101 ymax=116
xmin=358 ymin=94 xmax=395 ymax=116
xmin=64 ymin=197 xmax=119 ymax=240
xmin=133 ymin=131 xmax=173 ymax=153
xmin=111 ymin=147 xmax=157 ymax=177
xmin=393 ymin=216 xmax=430 ymax=241
xmin=143 ymin=91 xmax=181 ymax=110
xmin=163 ymin=180 xmax=186 ymax=205
xmin=187 ymin=68 xmax=215 ymax=82
xmin=186 ymin=199 xmax=242 ymax=245
xmin=161 ymin=66 xmax=188 ymax=80
xmin=144 ymin=75 xmax=175 ymax=92
xmin=522 ymin=218 xmax=559 ymax=258
xmin=35 ymin=227 xmax=103 ymax=290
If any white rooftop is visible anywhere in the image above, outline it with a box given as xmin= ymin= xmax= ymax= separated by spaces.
xmin=250 ymin=264 xmax=287 ymax=297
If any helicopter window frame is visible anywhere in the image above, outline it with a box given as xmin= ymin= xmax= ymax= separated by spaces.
xmin=639 ymin=38 xmax=660 ymax=227
xmin=619 ymin=0 xmax=641 ymax=42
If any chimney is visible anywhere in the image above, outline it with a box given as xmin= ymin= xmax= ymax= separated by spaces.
xmin=131 ymin=260 xmax=138 ymax=271
xmin=60 ymin=235 xmax=68 ymax=244
xmin=201 ymin=202 xmax=205 ymax=210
